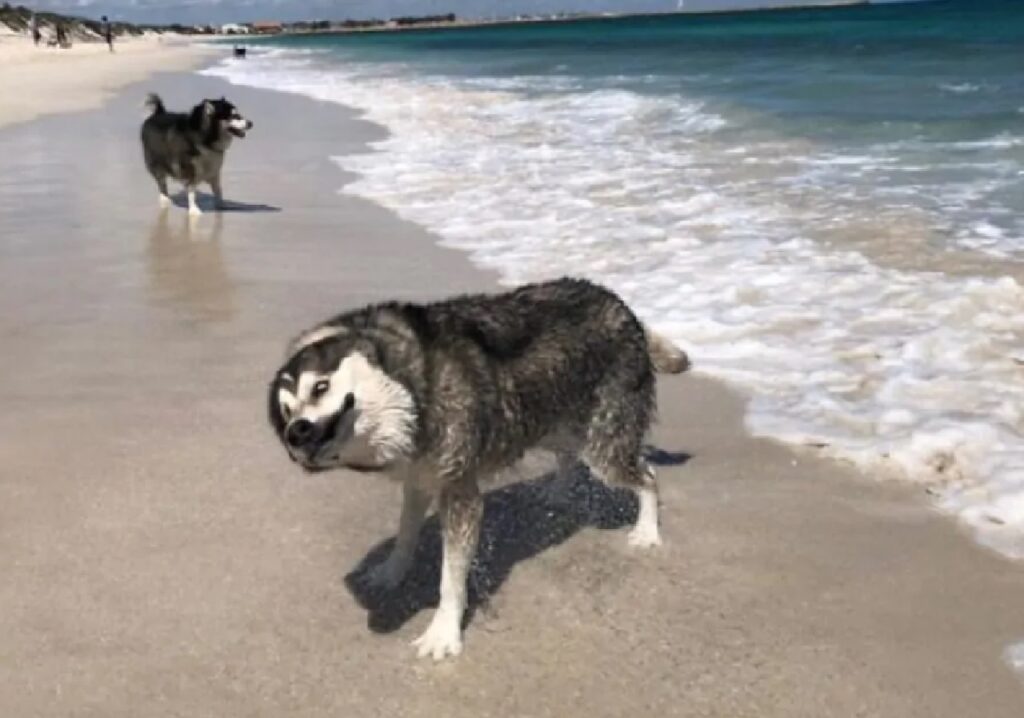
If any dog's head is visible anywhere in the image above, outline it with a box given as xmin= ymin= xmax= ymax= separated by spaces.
xmin=190 ymin=97 xmax=253 ymax=143
xmin=267 ymin=326 xmax=417 ymax=474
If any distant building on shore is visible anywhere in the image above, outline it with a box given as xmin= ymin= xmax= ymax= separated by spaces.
xmin=251 ymin=20 xmax=283 ymax=34
xmin=221 ymin=23 xmax=250 ymax=35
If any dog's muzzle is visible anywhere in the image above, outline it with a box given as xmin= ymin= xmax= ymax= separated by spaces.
xmin=284 ymin=409 xmax=347 ymax=469
xmin=285 ymin=418 xmax=318 ymax=449
xmin=228 ymin=119 xmax=253 ymax=138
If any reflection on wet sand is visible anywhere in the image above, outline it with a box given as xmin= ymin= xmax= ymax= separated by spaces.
xmin=146 ymin=211 xmax=235 ymax=322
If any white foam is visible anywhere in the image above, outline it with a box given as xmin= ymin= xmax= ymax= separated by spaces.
xmin=939 ymin=82 xmax=985 ymax=94
xmin=950 ymin=134 xmax=1024 ymax=151
xmin=204 ymin=51 xmax=1024 ymax=559
xmin=1006 ymin=641 xmax=1024 ymax=676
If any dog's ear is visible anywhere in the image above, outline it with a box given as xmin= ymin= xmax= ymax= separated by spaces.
xmin=189 ymin=100 xmax=215 ymax=129
xmin=267 ymin=375 xmax=297 ymax=435
xmin=286 ymin=324 xmax=349 ymax=360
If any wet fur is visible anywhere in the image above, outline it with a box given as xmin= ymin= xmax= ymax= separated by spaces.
xmin=267 ymin=277 xmax=689 ymax=659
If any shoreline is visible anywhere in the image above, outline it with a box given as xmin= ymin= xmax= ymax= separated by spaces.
xmin=0 ymin=71 xmax=1023 ymax=715
xmin=0 ymin=35 xmax=215 ymax=130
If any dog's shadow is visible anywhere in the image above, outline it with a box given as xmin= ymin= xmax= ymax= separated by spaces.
xmin=171 ymin=193 xmax=281 ymax=213
xmin=344 ymin=447 xmax=690 ymax=634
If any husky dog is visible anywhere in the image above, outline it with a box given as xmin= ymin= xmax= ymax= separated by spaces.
xmin=267 ymin=278 xmax=689 ymax=660
xmin=140 ymin=94 xmax=253 ymax=216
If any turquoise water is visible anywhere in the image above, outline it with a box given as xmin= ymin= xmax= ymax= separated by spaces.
xmin=208 ymin=0 xmax=1024 ymax=558
xmin=253 ymin=0 xmax=1024 ymax=256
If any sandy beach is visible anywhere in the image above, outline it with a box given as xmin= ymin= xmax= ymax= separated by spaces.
xmin=0 ymin=34 xmax=211 ymax=129
xmin=1 ymin=63 xmax=1024 ymax=718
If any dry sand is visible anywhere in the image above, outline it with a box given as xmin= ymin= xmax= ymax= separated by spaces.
xmin=1 ymin=72 xmax=1024 ymax=717
xmin=0 ymin=34 xmax=212 ymax=129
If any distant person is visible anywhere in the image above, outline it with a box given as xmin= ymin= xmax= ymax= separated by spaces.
xmin=55 ymin=23 xmax=68 ymax=48
xmin=30 ymin=12 xmax=41 ymax=46
xmin=102 ymin=15 xmax=114 ymax=52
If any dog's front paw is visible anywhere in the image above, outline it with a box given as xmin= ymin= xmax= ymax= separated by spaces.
xmin=158 ymin=194 xmax=171 ymax=209
xmin=627 ymin=525 xmax=662 ymax=548
xmin=412 ymin=613 xmax=463 ymax=661
xmin=188 ymin=206 xmax=203 ymax=217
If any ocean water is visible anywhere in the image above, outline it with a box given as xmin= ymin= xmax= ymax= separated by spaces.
xmin=205 ymin=0 xmax=1024 ymax=558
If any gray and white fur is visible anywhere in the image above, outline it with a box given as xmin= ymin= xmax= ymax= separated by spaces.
xmin=266 ymin=278 xmax=689 ymax=660
xmin=140 ymin=93 xmax=252 ymax=216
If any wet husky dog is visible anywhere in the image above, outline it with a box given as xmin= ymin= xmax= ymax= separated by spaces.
xmin=140 ymin=93 xmax=252 ymax=216
xmin=267 ymin=278 xmax=689 ymax=660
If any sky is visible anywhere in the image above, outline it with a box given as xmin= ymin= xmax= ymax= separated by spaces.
xmin=24 ymin=0 xmax=923 ymax=27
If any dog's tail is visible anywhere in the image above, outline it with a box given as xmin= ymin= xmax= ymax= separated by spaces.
xmin=644 ymin=326 xmax=690 ymax=374
xmin=144 ymin=93 xmax=166 ymax=115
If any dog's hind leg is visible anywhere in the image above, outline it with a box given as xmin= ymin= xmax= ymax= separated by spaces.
xmin=366 ymin=479 xmax=431 ymax=590
xmin=581 ymin=384 xmax=662 ymax=548
xmin=585 ymin=450 xmax=661 ymax=548
xmin=627 ymin=459 xmax=661 ymax=548
xmin=412 ymin=477 xmax=482 ymax=660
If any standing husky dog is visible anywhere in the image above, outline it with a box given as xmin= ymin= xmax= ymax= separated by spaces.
xmin=140 ymin=94 xmax=252 ymax=216
xmin=267 ymin=278 xmax=689 ymax=660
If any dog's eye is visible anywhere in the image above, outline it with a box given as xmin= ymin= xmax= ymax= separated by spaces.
xmin=311 ymin=380 xmax=330 ymax=399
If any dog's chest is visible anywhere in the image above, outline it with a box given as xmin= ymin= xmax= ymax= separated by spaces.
xmin=192 ymin=146 xmax=226 ymax=182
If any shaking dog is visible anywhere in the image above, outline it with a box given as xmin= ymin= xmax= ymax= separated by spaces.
xmin=267 ymin=278 xmax=689 ymax=659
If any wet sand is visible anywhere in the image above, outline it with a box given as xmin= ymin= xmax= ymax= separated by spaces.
xmin=1 ymin=73 xmax=1023 ymax=717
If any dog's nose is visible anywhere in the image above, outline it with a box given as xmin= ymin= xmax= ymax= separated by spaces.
xmin=285 ymin=419 xmax=316 ymax=448
xmin=246 ymin=120 xmax=254 ymax=129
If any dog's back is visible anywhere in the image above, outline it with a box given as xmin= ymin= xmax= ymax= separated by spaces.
xmin=428 ymin=277 xmax=640 ymax=354
xmin=425 ymin=278 xmax=654 ymax=403
xmin=441 ymin=280 xmax=652 ymax=462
